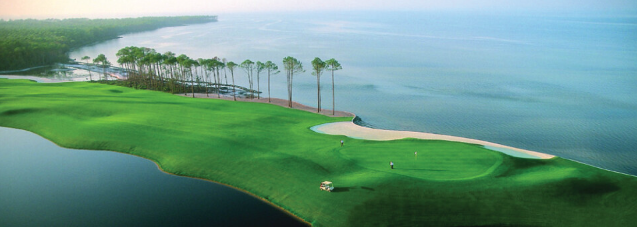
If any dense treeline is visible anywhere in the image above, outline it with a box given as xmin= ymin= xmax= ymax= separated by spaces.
xmin=107 ymin=46 xmax=342 ymax=114
xmin=109 ymin=46 xmax=260 ymax=100
xmin=0 ymin=16 xmax=217 ymax=70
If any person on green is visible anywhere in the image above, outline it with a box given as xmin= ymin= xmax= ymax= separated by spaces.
xmin=390 ymin=161 xmax=394 ymax=169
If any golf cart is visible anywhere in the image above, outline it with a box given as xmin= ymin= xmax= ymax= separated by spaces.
xmin=320 ymin=181 xmax=334 ymax=192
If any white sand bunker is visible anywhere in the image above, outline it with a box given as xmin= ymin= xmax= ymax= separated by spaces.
xmin=311 ymin=122 xmax=555 ymax=159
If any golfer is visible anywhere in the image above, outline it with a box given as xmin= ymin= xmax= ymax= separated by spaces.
xmin=340 ymin=140 xmax=344 ymax=147
xmin=390 ymin=161 xmax=394 ymax=169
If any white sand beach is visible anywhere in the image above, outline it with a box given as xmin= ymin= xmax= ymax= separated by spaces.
xmin=312 ymin=121 xmax=555 ymax=159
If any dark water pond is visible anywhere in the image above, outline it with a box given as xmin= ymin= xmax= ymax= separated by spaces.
xmin=0 ymin=127 xmax=305 ymax=227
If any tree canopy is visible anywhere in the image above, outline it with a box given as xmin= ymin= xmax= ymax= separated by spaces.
xmin=0 ymin=16 xmax=217 ymax=71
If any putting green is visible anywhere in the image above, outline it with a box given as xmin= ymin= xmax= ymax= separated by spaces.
xmin=341 ymin=139 xmax=504 ymax=181
xmin=1 ymin=78 xmax=636 ymax=227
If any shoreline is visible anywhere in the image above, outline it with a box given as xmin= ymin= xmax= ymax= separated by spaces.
xmin=177 ymin=92 xmax=355 ymax=118
xmin=311 ymin=122 xmax=555 ymax=159
xmin=0 ymin=75 xmax=78 ymax=83
xmin=0 ymin=65 xmax=49 ymax=74
xmin=179 ymin=92 xmax=555 ymax=159
xmin=150 ymin=161 xmax=312 ymax=226
xmin=0 ymin=125 xmax=312 ymax=226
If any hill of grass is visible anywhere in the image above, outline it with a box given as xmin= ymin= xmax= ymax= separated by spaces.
xmin=1 ymin=78 xmax=636 ymax=227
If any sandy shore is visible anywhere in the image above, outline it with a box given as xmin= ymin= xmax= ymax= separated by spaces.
xmin=312 ymin=121 xmax=555 ymax=159
xmin=183 ymin=91 xmax=554 ymax=159
xmin=178 ymin=93 xmax=355 ymax=118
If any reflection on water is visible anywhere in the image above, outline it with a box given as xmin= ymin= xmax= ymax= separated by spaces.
xmin=0 ymin=127 xmax=305 ymax=227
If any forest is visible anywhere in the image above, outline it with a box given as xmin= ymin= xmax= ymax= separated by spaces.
xmin=0 ymin=16 xmax=217 ymax=71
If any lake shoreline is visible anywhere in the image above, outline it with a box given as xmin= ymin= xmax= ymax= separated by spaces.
xmin=0 ymin=125 xmax=309 ymax=226
xmin=0 ymin=79 xmax=319 ymax=225
xmin=148 ymin=157 xmax=312 ymax=226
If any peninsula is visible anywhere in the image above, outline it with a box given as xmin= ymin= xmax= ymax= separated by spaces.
xmin=1 ymin=78 xmax=636 ymax=227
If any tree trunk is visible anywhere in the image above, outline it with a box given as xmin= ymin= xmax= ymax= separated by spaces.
xmin=332 ymin=70 xmax=335 ymax=115
xmin=205 ymin=69 xmax=210 ymax=97
xmin=170 ymin=66 xmax=175 ymax=93
xmin=289 ymin=71 xmax=293 ymax=108
xmin=232 ymin=72 xmax=236 ymax=101
xmin=317 ymin=74 xmax=321 ymax=113
xmin=182 ymin=67 xmax=187 ymax=95
xmin=85 ymin=60 xmax=92 ymax=81
xmin=216 ymin=68 xmax=221 ymax=98
xmin=191 ymin=69 xmax=195 ymax=98
xmin=287 ymin=71 xmax=291 ymax=107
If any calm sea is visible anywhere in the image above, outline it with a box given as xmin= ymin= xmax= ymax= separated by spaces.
xmin=65 ymin=11 xmax=637 ymax=175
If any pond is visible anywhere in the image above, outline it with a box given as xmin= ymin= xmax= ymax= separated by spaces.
xmin=0 ymin=127 xmax=306 ymax=227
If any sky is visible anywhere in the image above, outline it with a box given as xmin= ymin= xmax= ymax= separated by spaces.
xmin=1 ymin=0 xmax=636 ymax=19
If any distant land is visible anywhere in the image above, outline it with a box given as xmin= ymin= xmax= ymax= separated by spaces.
xmin=0 ymin=16 xmax=217 ymax=71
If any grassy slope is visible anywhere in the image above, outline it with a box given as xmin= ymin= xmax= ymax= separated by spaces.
xmin=1 ymin=79 xmax=636 ymax=227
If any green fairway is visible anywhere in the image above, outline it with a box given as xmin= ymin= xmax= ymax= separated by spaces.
xmin=1 ymin=78 xmax=636 ymax=227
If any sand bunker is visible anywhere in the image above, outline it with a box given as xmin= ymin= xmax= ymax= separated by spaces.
xmin=311 ymin=121 xmax=555 ymax=159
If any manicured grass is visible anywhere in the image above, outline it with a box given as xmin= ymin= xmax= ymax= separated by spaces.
xmin=1 ymin=78 xmax=636 ymax=227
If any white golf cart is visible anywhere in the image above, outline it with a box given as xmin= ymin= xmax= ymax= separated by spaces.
xmin=320 ymin=181 xmax=334 ymax=192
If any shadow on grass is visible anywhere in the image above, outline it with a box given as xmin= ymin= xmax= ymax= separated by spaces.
xmin=1 ymin=108 xmax=41 ymax=116
xmin=457 ymin=225 xmax=541 ymax=227
xmin=551 ymin=176 xmax=620 ymax=205
xmin=332 ymin=187 xmax=353 ymax=193
xmin=396 ymin=168 xmax=448 ymax=171
xmin=332 ymin=186 xmax=376 ymax=193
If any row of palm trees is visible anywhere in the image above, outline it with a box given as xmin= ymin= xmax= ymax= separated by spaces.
xmin=84 ymin=46 xmax=342 ymax=115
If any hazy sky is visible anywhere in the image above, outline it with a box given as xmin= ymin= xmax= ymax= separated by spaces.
xmin=1 ymin=0 xmax=635 ymax=19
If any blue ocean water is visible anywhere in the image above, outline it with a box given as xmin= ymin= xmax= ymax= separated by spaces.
xmin=69 ymin=11 xmax=637 ymax=175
